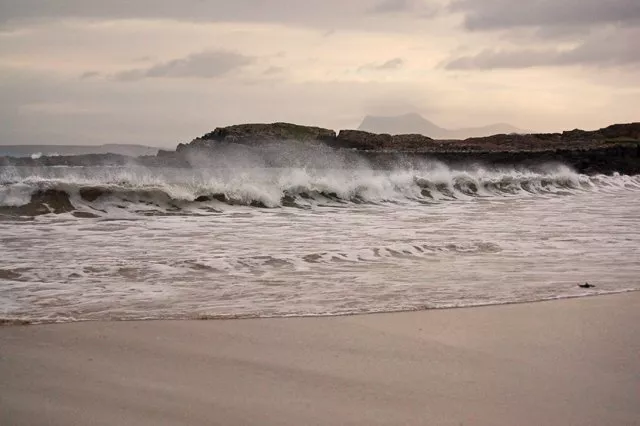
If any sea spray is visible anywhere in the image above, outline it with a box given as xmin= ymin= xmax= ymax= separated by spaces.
xmin=1 ymin=163 xmax=638 ymax=217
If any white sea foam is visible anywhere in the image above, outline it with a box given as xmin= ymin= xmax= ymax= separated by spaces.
xmin=2 ymin=163 xmax=635 ymax=216
xmin=1 ymin=163 xmax=639 ymax=323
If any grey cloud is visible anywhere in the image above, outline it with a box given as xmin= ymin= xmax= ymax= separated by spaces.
xmin=79 ymin=71 xmax=100 ymax=79
xmin=0 ymin=0 xmax=436 ymax=28
xmin=370 ymin=0 xmax=414 ymax=14
xmin=369 ymin=0 xmax=440 ymax=17
xmin=377 ymin=58 xmax=404 ymax=69
xmin=446 ymin=49 xmax=560 ymax=70
xmin=263 ymin=66 xmax=285 ymax=75
xmin=360 ymin=58 xmax=404 ymax=71
xmin=112 ymin=50 xmax=254 ymax=81
xmin=557 ymin=30 xmax=640 ymax=66
xmin=533 ymin=25 xmax=594 ymax=41
xmin=0 ymin=0 xmax=304 ymax=23
xmin=450 ymin=0 xmax=640 ymax=31
xmin=445 ymin=28 xmax=640 ymax=69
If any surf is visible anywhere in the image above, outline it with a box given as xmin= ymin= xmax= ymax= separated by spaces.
xmin=2 ymin=163 xmax=637 ymax=218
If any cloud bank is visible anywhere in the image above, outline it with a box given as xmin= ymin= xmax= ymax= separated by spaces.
xmin=113 ymin=50 xmax=254 ymax=81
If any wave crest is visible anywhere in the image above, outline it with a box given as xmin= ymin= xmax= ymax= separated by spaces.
xmin=1 ymin=164 xmax=638 ymax=216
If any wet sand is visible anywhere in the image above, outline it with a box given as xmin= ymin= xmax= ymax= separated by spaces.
xmin=1 ymin=292 xmax=639 ymax=426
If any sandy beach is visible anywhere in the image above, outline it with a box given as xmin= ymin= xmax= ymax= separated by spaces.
xmin=1 ymin=292 xmax=639 ymax=426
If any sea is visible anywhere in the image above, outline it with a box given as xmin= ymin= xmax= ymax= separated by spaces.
xmin=1 ymin=155 xmax=639 ymax=324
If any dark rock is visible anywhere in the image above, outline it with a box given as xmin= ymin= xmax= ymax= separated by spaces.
xmin=562 ymin=129 xmax=600 ymax=141
xmin=334 ymin=130 xmax=392 ymax=150
xmin=180 ymin=122 xmax=337 ymax=152
xmin=1 ymin=121 xmax=639 ymax=175
xmin=333 ymin=130 xmax=435 ymax=151
xmin=599 ymin=122 xmax=640 ymax=140
xmin=0 ymin=153 xmax=131 ymax=167
xmin=389 ymin=134 xmax=435 ymax=151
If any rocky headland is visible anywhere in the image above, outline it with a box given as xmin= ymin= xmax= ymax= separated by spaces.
xmin=2 ymin=122 xmax=639 ymax=175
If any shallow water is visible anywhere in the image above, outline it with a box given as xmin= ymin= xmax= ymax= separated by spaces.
xmin=1 ymin=164 xmax=639 ymax=323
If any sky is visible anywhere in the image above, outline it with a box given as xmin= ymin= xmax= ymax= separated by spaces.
xmin=1 ymin=0 xmax=639 ymax=147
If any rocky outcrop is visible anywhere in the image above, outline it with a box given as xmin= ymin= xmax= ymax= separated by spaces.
xmin=333 ymin=131 xmax=435 ymax=151
xmin=176 ymin=124 xmax=437 ymax=153
xmin=173 ymin=122 xmax=639 ymax=154
xmin=598 ymin=123 xmax=640 ymax=140
xmin=177 ymin=122 xmax=337 ymax=152
xmin=444 ymin=123 xmax=640 ymax=152
xmin=334 ymin=130 xmax=392 ymax=150
xmin=1 ymin=122 xmax=638 ymax=175
xmin=388 ymin=134 xmax=436 ymax=151
xmin=0 ymin=153 xmax=132 ymax=167
xmin=0 ymin=144 xmax=158 ymax=158
xmin=363 ymin=144 xmax=640 ymax=175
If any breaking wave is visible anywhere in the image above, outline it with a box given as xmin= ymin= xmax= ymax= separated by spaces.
xmin=1 ymin=163 xmax=639 ymax=217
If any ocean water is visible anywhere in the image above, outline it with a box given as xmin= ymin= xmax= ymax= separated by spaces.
xmin=1 ymin=162 xmax=639 ymax=323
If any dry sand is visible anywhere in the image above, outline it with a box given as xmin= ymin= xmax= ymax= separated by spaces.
xmin=1 ymin=293 xmax=639 ymax=426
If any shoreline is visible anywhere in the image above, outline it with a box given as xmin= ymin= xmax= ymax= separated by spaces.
xmin=2 ymin=291 xmax=639 ymax=425
xmin=2 ymin=289 xmax=638 ymax=326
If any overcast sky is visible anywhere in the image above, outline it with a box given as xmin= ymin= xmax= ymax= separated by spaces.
xmin=1 ymin=0 xmax=638 ymax=147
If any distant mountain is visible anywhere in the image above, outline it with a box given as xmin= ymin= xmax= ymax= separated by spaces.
xmin=358 ymin=113 xmax=524 ymax=139
xmin=0 ymin=144 xmax=159 ymax=158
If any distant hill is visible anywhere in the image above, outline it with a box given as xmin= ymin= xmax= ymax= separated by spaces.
xmin=359 ymin=113 xmax=524 ymax=139
xmin=0 ymin=144 xmax=159 ymax=158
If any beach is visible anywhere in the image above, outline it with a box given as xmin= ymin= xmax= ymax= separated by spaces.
xmin=1 ymin=292 xmax=639 ymax=426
